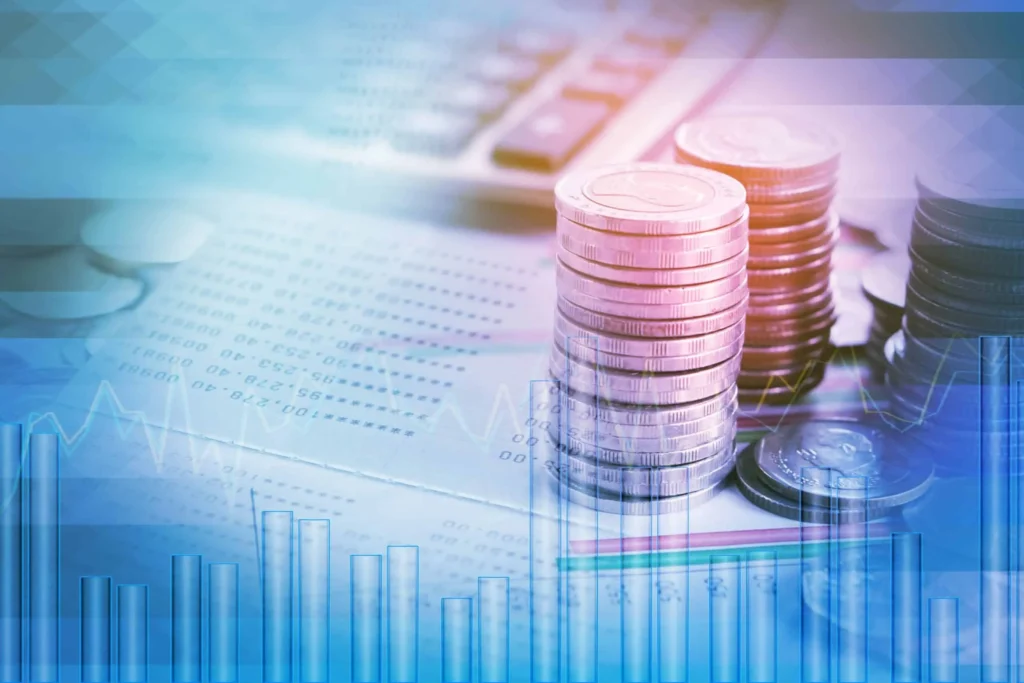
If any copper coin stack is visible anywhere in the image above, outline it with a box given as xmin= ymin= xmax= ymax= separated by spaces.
xmin=547 ymin=162 xmax=750 ymax=515
xmin=674 ymin=114 xmax=842 ymax=404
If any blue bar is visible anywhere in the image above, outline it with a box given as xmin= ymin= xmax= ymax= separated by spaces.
xmin=387 ymin=546 xmax=418 ymax=683
xmin=928 ymin=598 xmax=958 ymax=683
xmin=979 ymin=337 xmax=1010 ymax=683
xmin=28 ymin=433 xmax=59 ymax=683
xmin=172 ymin=555 xmax=202 ymax=683
xmin=747 ymin=551 xmax=777 ymax=683
xmin=621 ymin=503 xmax=653 ymax=683
xmin=81 ymin=577 xmax=112 ymax=683
xmin=710 ymin=556 xmax=741 ymax=683
xmin=478 ymin=578 xmax=509 ymax=683
xmin=656 ymin=514 xmax=688 ymax=683
xmin=117 ymin=585 xmax=148 ymax=683
xmin=442 ymin=598 xmax=472 ymax=683
xmin=299 ymin=520 xmax=330 ymax=683
xmin=351 ymin=555 xmax=382 ymax=683
xmin=0 ymin=423 xmax=21 ymax=683
xmin=209 ymin=564 xmax=239 ymax=683
xmin=801 ymin=467 xmax=833 ymax=683
xmin=892 ymin=533 xmax=923 ymax=683
xmin=263 ymin=511 xmax=293 ymax=683
xmin=838 ymin=479 xmax=867 ymax=683
xmin=529 ymin=380 xmax=561 ymax=683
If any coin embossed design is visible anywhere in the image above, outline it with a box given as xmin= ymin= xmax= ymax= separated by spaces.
xmin=753 ymin=420 xmax=933 ymax=509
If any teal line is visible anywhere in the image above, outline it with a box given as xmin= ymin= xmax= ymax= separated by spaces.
xmin=559 ymin=537 xmax=885 ymax=572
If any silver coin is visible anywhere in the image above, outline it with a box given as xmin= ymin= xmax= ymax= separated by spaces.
xmin=554 ymin=307 xmax=746 ymax=358
xmin=913 ymin=201 xmax=1024 ymax=251
xmin=542 ymin=394 xmax=737 ymax=440
xmin=550 ymin=346 xmax=742 ymax=393
xmin=909 ymin=245 xmax=1024 ymax=304
xmin=735 ymin=443 xmax=890 ymax=524
xmin=556 ymin=424 xmax=737 ymax=467
xmin=555 ymin=244 xmax=749 ymax=287
xmin=917 ymin=205 xmax=1024 ymax=253
xmin=557 ymin=297 xmax=748 ymax=339
xmin=908 ymin=270 xmax=1024 ymax=322
xmin=0 ymin=247 xmax=146 ymax=320
xmin=549 ymin=408 xmax=734 ymax=453
xmin=749 ymin=210 xmax=836 ymax=245
xmin=557 ymin=211 xmax=748 ymax=254
xmin=905 ymin=278 xmax=1024 ymax=335
xmin=560 ymin=280 xmax=748 ymax=321
xmin=753 ymin=418 xmax=931 ymax=510
xmin=915 ymin=150 xmax=1024 ymax=221
xmin=557 ymin=445 xmax=736 ymax=498
xmin=549 ymin=363 xmax=737 ymax=407
xmin=903 ymin=303 xmax=977 ymax=342
xmin=673 ymin=115 xmax=842 ymax=184
xmin=899 ymin=323 xmax=984 ymax=372
xmin=558 ymin=225 xmax=748 ymax=270
xmin=82 ymin=204 xmax=214 ymax=269
xmin=556 ymin=335 xmax=744 ymax=374
xmin=553 ymin=162 xmax=748 ymax=235
xmin=548 ymin=382 xmax=739 ymax=426
xmin=556 ymin=257 xmax=747 ymax=306
xmin=557 ymin=467 xmax=731 ymax=516
xmin=910 ymin=212 xmax=1024 ymax=278
xmin=916 ymin=198 xmax=1024 ymax=240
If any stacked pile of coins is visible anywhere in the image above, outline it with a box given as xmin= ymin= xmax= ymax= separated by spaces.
xmin=860 ymin=250 xmax=909 ymax=377
xmin=736 ymin=420 xmax=932 ymax=523
xmin=547 ymin=162 xmax=750 ymax=514
xmin=884 ymin=157 xmax=1024 ymax=476
xmin=674 ymin=115 xmax=842 ymax=404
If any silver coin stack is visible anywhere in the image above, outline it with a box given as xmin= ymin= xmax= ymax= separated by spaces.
xmin=674 ymin=115 xmax=842 ymax=404
xmin=548 ymin=162 xmax=750 ymax=514
xmin=884 ymin=156 xmax=1024 ymax=477
xmin=860 ymin=250 xmax=910 ymax=378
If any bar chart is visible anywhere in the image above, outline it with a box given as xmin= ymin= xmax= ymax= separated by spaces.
xmin=0 ymin=338 xmax=1017 ymax=681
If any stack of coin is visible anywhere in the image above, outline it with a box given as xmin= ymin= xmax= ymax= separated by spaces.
xmin=674 ymin=115 xmax=842 ymax=404
xmin=736 ymin=420 xmax=933 ymax=523
xmin=548 ymin=162 xmax=749 ymax=514
xmin=884 ymin=155 xmax=1024 ymax=476
xmin=860 ymin=250 xmax=909 ymax=377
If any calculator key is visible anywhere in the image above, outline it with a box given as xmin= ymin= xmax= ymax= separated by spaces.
xmin=469 ymin=53 xmax=543 ymax=90
xmin=492 ymin=98 xmax=611 ymax=172
xmin=434 ymin=81 xmax=511 ymax=121
xmin=500 ymin=27 xmax=575 ymax=63
xmin=390 ymin=110 xmax=480 ymax=156
xmin=625 ymin=20 xmax=696 ymax=51
xmin=593 ymin=41 xmax=675 ymax=76
xmin=563 ymin=67 xmax=647 ymax=106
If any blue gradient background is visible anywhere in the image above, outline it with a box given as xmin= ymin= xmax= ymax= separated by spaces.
xmin=1 ymin=0 xmax=1023 ymax=681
